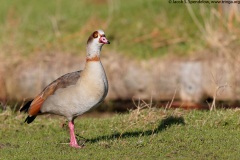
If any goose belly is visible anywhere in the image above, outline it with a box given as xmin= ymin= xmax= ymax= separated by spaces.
xmin=41 ymin=76 xmax=108 ymax=118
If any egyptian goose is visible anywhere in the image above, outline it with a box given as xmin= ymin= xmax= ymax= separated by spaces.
xmin=20 ymin=30 xmax=110 ymax=148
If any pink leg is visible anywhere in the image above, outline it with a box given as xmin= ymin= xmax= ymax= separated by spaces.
xmin=68 ymin=121 xmax=81 ymax=148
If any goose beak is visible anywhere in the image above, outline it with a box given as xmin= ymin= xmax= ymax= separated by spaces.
xmin=99 ymin=36 xmax=110 ymax=44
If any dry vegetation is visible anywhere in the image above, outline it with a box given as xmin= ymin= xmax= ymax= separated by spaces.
xmin=0 ymin=1 xmax=240 ymax=108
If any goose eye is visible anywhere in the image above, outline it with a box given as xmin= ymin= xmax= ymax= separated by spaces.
xmin=93 ymin=31 xmax=98 ymax=38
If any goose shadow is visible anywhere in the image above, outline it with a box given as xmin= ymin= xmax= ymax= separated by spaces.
xmin=84 ymin=116 xmax=185 ymax=143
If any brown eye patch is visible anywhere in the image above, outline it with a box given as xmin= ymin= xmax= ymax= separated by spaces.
xmin=93 ymin=31 xmax=99 ymax=38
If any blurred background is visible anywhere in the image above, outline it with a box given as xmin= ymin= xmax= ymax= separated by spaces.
xmin=0 ymin=0 xmax=240 ymax=111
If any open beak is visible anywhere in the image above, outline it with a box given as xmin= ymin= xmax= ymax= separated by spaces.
xmin=99 ymin=36 xmax=110 ymax=44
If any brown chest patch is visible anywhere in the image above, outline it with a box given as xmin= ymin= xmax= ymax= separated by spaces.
xmin=86 ymin=56 xmax=100 ymax=62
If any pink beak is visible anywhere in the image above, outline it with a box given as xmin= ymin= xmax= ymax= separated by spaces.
xmin=99 ymin=36 xmax=110 ymax=44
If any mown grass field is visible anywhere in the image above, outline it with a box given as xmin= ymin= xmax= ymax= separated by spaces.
xmin=1 ymin=107 xmax=240 ymax=160
xmin=0 ymin=0 xmax=217 ymax=59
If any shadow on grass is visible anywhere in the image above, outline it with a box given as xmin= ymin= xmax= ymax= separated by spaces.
xmin=85 ymin=116 xmax=185 ymax=143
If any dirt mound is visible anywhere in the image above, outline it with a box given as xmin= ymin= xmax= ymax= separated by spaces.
xmin=1 ymin=51 xmax=239 ymax=103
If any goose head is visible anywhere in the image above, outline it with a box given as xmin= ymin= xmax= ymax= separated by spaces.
xmin=86 ymin=30 xmax=110 ymax=59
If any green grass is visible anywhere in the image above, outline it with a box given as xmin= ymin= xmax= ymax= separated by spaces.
xmin=1 ymin=108 xmax=240 ymax=159
xmin=0 ymin=0 xmax=216 ymax=59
